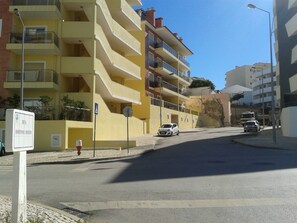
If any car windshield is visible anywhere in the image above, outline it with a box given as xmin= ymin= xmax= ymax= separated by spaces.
xmin=161 ymin=124 xmax=172 ymax=128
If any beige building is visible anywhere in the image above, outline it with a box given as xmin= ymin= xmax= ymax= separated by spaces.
xmin=225 ymin=65 xmax=254 ymax=89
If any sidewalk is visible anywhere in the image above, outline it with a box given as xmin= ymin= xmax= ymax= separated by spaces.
xmin=233 ymin=128 xmax=297 ymax=150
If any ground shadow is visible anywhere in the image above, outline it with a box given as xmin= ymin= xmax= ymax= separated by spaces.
xmin=107 ymin=134 xmax=297 ymax=183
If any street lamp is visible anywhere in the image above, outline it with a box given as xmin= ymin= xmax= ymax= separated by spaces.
xmin=247 ymin=3 xmax=276 ymax=143
xmin=14 ymin=8 xmax=25 ymax=110
xmin=159 ymin=78 xmax=163 ymax=127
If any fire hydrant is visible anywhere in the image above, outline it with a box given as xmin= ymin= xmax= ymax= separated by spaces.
xmin=76 ymin=139 xmax=83 ymax=156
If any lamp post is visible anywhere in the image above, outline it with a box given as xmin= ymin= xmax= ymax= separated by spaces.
xmin=247 ymin=3 xmax=276 ymax=143
xmin=159 ymin=78 xmax=163 ymax=127
xmin=14 ymin=9 xmax=25 ymax=110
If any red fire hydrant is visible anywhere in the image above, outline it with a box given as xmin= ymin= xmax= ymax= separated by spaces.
xmin=76 ymin=139 xmax=83 ymax=156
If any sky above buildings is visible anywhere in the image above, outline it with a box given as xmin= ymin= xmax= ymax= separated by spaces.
xmin=136 ymin=0 xmax=274 ymax=90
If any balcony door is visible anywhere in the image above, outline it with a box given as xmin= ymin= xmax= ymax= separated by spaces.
xmin=24 ymin=62 xmax=45 ymax=82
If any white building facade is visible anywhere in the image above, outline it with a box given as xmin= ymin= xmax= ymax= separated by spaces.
xmin=274 ymin=0 xmax=297 ymax=137
xmin=251 ymin=64 xmax=279 ymax=109
xmin=225 ymin=65 xmax=254 ymax=89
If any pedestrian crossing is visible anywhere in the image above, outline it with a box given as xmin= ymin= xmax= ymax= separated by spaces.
xmin=0 ymin=166 xmax=13 ymax=175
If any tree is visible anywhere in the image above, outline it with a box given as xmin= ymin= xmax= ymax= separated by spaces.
xmin=189 ymin=79 xmax=215 ymax=90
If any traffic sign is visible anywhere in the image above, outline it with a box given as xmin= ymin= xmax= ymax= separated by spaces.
xmin=94 ymin=102 xmax=98 ymax=115
xmin=123 ymin=106 xmax=133 ymax=117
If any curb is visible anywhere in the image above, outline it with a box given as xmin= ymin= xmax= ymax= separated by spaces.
xmin=232 ymin=138 xmax=291 ymax=151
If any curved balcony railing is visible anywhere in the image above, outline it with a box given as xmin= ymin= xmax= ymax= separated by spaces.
xmin=162 ymin=80 xmax=178 ymax=93
xmin=178 ymin=55 xmax=190 ymax=67
xmin=11 ymin=0 xmax=61 ymax=10
xmin=156 ymin=41 xmax=178 ymax=57
xmin=6 ymin=69 xmax=58 ymax=84
xmin=155 ymin=41 xmax=190 ymax=67
xmin=155 ymin=61 xmax=178 ymax=75
xmin=9 ymin=31 xmax=59 ymax=48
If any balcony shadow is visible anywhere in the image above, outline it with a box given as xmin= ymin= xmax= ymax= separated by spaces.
xmin=108 ymin=135 xmax=297 ymax=183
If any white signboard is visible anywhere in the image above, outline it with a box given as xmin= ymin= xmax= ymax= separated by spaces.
xmin=5 ymin=109 xmax=35 ymax=152
xmin=51 ymin=134 xmax=61 ymax=148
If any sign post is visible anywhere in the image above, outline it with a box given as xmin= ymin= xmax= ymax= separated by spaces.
xmin=93 ymin=102 xmax=98 ymax=158
xmin=123 ymin=106 xmax=133 ymax=154
xmin=5 ymin=109 xmax=35 ymax=223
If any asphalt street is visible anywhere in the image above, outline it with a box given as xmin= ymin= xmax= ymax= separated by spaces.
xmin=1 ymin=127 xmax=297 ymax=222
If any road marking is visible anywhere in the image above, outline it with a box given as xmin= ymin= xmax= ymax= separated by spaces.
xmin=0 ymin=166 xmax=13 ymax=175
xmin=61 ymin=198 xmax=297 ymax=212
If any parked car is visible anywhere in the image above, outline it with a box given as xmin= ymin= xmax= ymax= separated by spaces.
xmin=243 ymin=120 xmax=260 ymax=132
xmin=157 ymin=123 xmax=179 ymax=136
xmin=0 ymin=141 xmax=5 ymax=156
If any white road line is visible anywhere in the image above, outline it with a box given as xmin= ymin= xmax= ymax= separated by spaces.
xmin=61 ymin=198 xmax=297 ymax=212
xmin=0 ymin=166 xmax=13 ymax=174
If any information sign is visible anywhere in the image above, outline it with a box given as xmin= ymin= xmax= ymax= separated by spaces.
xmin=5 ymin=109 xmax=35 ymax=152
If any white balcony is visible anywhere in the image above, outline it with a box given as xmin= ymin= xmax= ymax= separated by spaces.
xmin=289 ymin=74 xmax=297 ymax=92
xmin=292 ymin=44 xmax=297 ymax=64
xmin=96 ymin=0 xmax=141 ymax=56
xmin=95 ymin=25 xmax=141 ymax=80
xmin=94 ymin=59 xmax=140 ymax=104
xmin=106 ymin=0 xmax=141 ymax=31
xmin=286 ymin=13 xmax=297 ymax=37
xmin=288 ymin=0 xmax=297 ymax=9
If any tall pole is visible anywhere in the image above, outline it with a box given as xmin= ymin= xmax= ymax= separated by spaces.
xmin=261 ymin=68 xmax=265 ymax=129
xmin=159 ymin=79 xmax=162 ymax=127
xmin=268 ymin=10 xmax=277 ymax=144
xmin=14 ymin=9 xmax=24 ymax=110
xmin=247 ymin=4 xmax=276 ymax=143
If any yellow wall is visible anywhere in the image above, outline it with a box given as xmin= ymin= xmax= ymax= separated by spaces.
xmin=149 ymin=103 xmax=198 ymax=133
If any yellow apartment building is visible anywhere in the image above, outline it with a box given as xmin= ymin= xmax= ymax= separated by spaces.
xmin=0 ymin=0 xmax=198 ymax=151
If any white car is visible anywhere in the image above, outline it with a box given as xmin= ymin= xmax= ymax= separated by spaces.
xmin=243 ymin=120 xmax=260 ymax=132
xmin=157 ymin=123 xmax=179 ymax=136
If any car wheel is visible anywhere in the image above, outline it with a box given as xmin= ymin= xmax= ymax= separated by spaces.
xmin=177 ymin=131 xmax=179 ymax=136
xmin=0 ymin=149 xmax=5 ymax=156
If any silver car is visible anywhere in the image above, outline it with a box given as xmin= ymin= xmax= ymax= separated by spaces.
xmin=243 ymin=120 xmax=260 ymax=132
xmin=157 ymin=123 xmax=179 ymax=136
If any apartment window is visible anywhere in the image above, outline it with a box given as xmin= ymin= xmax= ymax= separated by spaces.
xmin=148 ymin=52 xmax=155 ymax=67
xmin=148 ymin=31 xmax=155 ymax=47
xmin=148 ymin=72 xmax=155 ymax=88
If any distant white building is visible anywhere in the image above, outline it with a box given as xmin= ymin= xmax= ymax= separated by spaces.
xmin=250 ymin=64 xmax=279 ymax=109
xmin=221 ymin=85 xmax=253 ymax=105
xmin=225 ymin=65 xmax=255 ymax=88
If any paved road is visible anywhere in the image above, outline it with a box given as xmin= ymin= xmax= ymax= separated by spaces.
xmin=1 ymin=127 xmax=297 ymax=222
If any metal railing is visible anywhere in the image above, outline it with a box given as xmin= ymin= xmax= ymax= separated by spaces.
xmin=6 ymin=69 xmax=58 ymax=84
xmin=11 ymin=0 xmax=61 ymax=10
xmin=9 ymin=31 xmax=59 ymax=48
xmin=164 ymin=101 xmax=178 ymax=111
xmin=151 ymin=97 xmax=162 ymax=106
xmin=150 ymin=97 xmax=199 ymax=115
xmin=156 ymin=41 xmax=178 ymax=57
xmin=178 ymin=55 xmax=190 ymax=67
xmin=162 ymin=80 xmax=178 ymax=93
xmin=60 ymin=106 xmax=91 ymax=122
xmin=155 ymin=61 xmax=177 ymax=75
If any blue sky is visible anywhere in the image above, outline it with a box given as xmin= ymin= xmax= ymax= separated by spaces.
xmin=136 ymin=0 xmax=274 ymax=90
